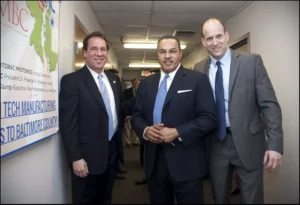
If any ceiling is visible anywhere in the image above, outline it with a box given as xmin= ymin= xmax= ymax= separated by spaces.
xmin=87 ymin=1 xmax=251 ymax=71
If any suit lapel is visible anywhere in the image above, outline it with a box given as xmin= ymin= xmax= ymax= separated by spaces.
xmin=83 ymin=66 xmax=107 ymax=112
xmin=229 ymin=50 xmax=240 ymax=99
xmin=105 ymin=71 xmax=119 ymax=114
xmin=163 ymin=66 xmax=186 ymax=108
xmin=204 ymin=58 xmax=210 ymax=74
xmin=149 ymin=73 xmax=161 ymax=108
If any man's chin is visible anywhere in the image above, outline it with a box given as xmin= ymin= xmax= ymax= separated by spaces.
xmin=94 ymin=64 xmax=105 ymax=69
xmin=162 ymin=66 xmax=176 ymax=73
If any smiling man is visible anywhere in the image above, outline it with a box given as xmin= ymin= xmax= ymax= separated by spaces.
xmin=59 ymin=31 xmax=128 ymax=204
xmin=131 ymin=35 xmax=218 ymax=204
xmin=194 ymin=18 xmax=283 ymax=204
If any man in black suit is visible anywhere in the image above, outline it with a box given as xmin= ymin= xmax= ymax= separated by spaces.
xmin=131 ymin=35 xmax=218 ymax=204
xmin=122 ymin=78 xmax=140 ymax=147
xmin=59 ymin=31 xmax=131 ymax=204
xmin=123 ymin=78 xmax=139 ymax=100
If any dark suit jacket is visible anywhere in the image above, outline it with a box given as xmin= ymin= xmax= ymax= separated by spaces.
xmin=59 ymin=66 xmax=129 ymax=175
xmin=131 ymin=66 xmax=218 ymax=181
xmin=193 ymin=50 xmax=283 ymax=170
xmin=123 ymin=87 xmax=135 ymax=101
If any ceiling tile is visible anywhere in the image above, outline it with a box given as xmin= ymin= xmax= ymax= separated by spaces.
xmin=102 ymin=25 xmax=148 ymax=37
xmin=89 ymin=1 xmax=153 ymax=12
xmin=148 ymin=26 xmax=176 ymax=37
xmin=95 ymin=12 xmax=150 ymax=26
xmin=151 ymin=13 xmax=210 ymax=28
xmin=153 ymin=1 xmax=250 ymax=16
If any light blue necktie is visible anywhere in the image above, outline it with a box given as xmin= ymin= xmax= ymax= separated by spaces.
xmin=153 ymin=74 xmax=169 ymax=124
xmin=98 ymin=74 xmax=114 ymax=141
xmin=215 ymin=61 xmax=226 ymax=140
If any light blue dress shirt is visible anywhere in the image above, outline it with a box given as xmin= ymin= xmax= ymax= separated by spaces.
xmin=208 ymin=48 xmax=231 ymax=127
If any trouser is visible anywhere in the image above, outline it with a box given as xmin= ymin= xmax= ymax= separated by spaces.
xmin=71 ymin=138 xmax=118 ymax=204
xmin=208 ymin=130 xmax=264 ymax=204
xmin=147 ymin=145 xmax=204 ymax=204
xmin=122 ymin=117 xmax=139 ymax=145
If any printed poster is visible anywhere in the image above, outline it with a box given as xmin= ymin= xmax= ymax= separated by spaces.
xmin=1 ymin=1 xmax=60 ymax=157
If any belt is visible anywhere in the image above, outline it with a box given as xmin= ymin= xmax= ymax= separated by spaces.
xmin=226 ymin=127 xmax=231 ymax=134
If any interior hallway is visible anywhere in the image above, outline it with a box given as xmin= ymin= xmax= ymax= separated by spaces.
xmin=112 ymin=145 xmax=241 ymax=204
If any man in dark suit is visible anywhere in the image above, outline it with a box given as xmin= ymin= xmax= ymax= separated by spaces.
xmin=122 ymin=78 xmax=140 ymax=147
xmin=59 ymin=31 xmax=131 ymax=204
xmin=193 ymin=18 xmax=283 ymax=204
xmin=123 ymin=78 xmax=139 ymax=100
xmin=131 ymin=35 xmax=218 ymax=204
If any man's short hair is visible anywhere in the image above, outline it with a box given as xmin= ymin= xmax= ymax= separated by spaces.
xmin=157 ymin=35 xmax=182 ymax=51
xmin=107 ymin=68 xmax=119 ymax=74
xmin=201 ymin=18 xmax=226 ymax=38
xmin=82 ymin=31 xmax=110 ymax=51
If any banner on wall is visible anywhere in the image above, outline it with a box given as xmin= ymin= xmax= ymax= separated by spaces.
xmin=1 ymin=1 xmax=60 ymax=158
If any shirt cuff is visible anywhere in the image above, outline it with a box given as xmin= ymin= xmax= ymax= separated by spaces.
xmin=143 ymin=127 xmax=149 ymax=141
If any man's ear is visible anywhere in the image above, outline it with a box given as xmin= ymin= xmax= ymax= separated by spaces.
xmin=201 ymin=38 xmax=206 ymax=48
xmin=225 ymin=31 xmax=230 ymax=42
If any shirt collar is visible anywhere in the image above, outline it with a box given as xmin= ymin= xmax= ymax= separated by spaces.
xmin=210 ymin=48 xmax=231 ymax=66
xmin=86 ymin=65 xmax=107 ymax=79
xmin=160 ymin=63 xmax=181 ymax=81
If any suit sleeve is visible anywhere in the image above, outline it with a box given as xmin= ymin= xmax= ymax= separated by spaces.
xmin=254 ymin=55 xmax=283 ymax=153
xmin=131 ymin=80 xmax=149 ymax=141
xmin=59 ymin=75 xmax=82 ymax=164
xmin=176 ymin=74 xmax=218 ymax=147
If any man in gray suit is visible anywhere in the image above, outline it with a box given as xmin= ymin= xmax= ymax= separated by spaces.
xmin=193 ymin=18 xmax=283 ymax=204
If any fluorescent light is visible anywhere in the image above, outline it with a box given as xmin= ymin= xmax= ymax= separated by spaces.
xmin=129 ymin=63 xmax=161 ymax=68
xmin=124 ymin=43 xmax=186 ymax=49
xmin=75 ymin=63 xmax=84 ymax=67
xmin=78 ymin=42 xmax=83 ymax=48
xmin=125 ymin=44 xmax=156 ymax=49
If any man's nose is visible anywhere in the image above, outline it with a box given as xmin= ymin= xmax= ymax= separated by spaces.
xmin=212 ymin=38 xmax=218 ymax=46
xmin=165 ymin=52 xmax=171 ymax=58
xmin=96 ymin=49 xmax=104 ymax=55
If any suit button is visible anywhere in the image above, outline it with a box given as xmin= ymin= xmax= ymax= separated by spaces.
xmin=104 ymin=138 xmax=108 ymax=142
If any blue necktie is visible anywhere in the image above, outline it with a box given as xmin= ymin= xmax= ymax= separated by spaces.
xmin=153 ymin=74 xmax=169 ymax=124
xmin=98 ymin=74 xmax=114 ymax=141
xmin=215 ymin=61 xmax=226 ymax=140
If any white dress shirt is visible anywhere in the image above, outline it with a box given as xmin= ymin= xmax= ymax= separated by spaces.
xmin=143 ymin=64 xmax=182 ymax=145
xmin=87 ymin=66 xmax=118 ymax=133
xmin=158 ymin=64 xmax=180 ymax=91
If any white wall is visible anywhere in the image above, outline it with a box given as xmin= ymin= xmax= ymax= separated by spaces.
xmin=1 ymin=1 xmax=119 ymax=203
xmin=182 ymin=1 xmax=299 ymax=203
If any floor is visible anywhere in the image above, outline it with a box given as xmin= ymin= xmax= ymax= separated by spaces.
xmin=112 ymin=145 xmax=241 ymax=204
